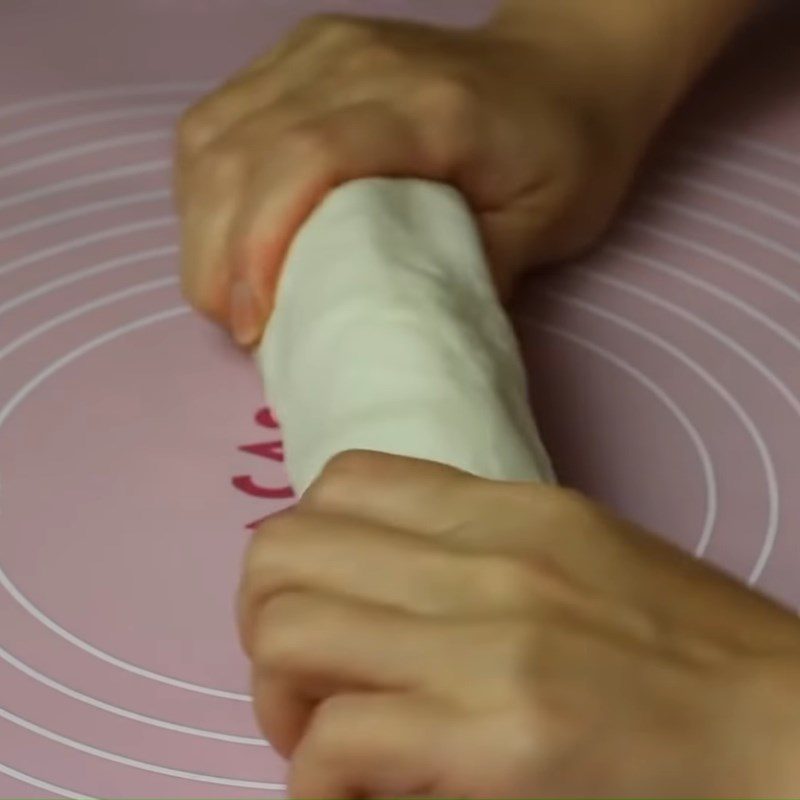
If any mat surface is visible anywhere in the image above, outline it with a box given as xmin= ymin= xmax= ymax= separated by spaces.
xmin=0 ymin=1 xmax=798 ymax=797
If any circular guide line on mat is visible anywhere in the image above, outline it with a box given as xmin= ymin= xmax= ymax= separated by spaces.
xmin=0 ymin=305 xmax=252 ymax=702
xmin=0 ymin=287 xmax=717 ymax=734
xmin=0 ymin=111 xmax=791 ymax=692
xmin=0 ymin=706 xmax=285 ymax=791
xmin=1 ymin=80 xmax=798 ymax=796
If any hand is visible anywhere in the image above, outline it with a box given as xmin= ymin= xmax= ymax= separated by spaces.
xmin=175 ymin=12 xmax=660 ymax=346
xmin=238 ymin=452 xmax=800 ymax=799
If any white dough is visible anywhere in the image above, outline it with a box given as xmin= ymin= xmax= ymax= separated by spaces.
xmin=256 ymin=178 xmax=554 ymax=494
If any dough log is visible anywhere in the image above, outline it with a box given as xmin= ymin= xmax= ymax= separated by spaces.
xmin=256 ymin=178 xmax=554 ymax=494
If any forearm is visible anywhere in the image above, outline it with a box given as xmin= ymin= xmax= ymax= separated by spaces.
xmin=487 ymin=0 xmax=758 ymax=143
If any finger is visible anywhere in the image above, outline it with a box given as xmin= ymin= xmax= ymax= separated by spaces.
xmin=478 ymin=178 xmax=592 ymax=288
xmin=251 ymin=666 xmax=313 ymax=758
xmin=178 ymin=76 xmax=479 ymax=344
xmin=248 ymin=590 xmax=453 ymax=692
xmin=226 ymin=104 xmax=435 ymax=346
xmin=289 ymin=692 xmax=448 ymax=800
xmin=177 ymin=147 xmax=243 ymax=326
xmin=238 ymin=511 xmax=491 ymax=652
xmin=303 ymin=451 xmax=570 ymax=557
xmin=177 ymin=100 xmax=421 ymax=342
xmin=249 ymin=593 xmax=540 ymax=765
xmin=177 ymin=64 xmax=300 ymax=162
xmin=175 ymin=16 xmax=334 ymax=159
xmin=479 ymin=197 xmax=563 ymax=296
xmin=302 ymin=450 xmax=481 ymax=533
xmin=176 ymin=96 xmax=313 ymax=332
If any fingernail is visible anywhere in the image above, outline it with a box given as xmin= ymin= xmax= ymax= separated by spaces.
xmin=230 ymin=280 xmax=261 ymax=347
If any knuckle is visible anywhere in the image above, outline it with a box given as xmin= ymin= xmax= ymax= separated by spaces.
xmin=417 ymin=74 xmax=478 ymax=125
xmin=245 ymin=511 xmax=300 ymax=571
xmin=178 ymin=255 xmax=225 ymax=321
xmin=344 ymin=40 xmax=401 ymax=72
xmin=498 ymin=705 xmax=550 ymax=773
xmin=251 ymin=593 xmax=308 ymax=668
xmin=280 ymin=122 xmax=339 ymax=165
xmin=518 ymin=483 xmax=594 ymax=535
xmin=302 ymin=13 xmax=374 ymax=44
xmin=325 ymin=449 xmax=382 ymax=476
xmin=302 ymin=695 xmax=354 ymax=759
xmin=177 ymin=103 xmax=217 ymax=154
xmin=251 ymin=506 xmax=298 ymax=542
xmin=241 ymin=513 xmax=299 ymax=591
xmin=194 ymin=141 xmax=246 ymax=189
xmin=475 ymin=554 xmax=539 ymax=608
xmin=543 ymin=486 xmax=595 ymax=527
xmin=492 ymin=620 xmax=539 ymax=675
xmin=304 ymin=450 xmax=376 ymax=508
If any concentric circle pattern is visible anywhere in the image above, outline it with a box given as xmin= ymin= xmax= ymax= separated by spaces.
xmin=0 ymin=1 xmax=798 ymax=798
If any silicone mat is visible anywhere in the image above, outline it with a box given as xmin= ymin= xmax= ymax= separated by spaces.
xmin=0 ymin=1 xmax=798 ymax=797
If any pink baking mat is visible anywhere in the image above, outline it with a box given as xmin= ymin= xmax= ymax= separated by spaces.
xmin=0 ymin=1 xmax=798 ymax=798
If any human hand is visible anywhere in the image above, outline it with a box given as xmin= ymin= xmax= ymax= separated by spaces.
xmin=238 ymin=452 xmax=800 ymax=799
xmin=175 ymin=11 xmax=661 ymax=346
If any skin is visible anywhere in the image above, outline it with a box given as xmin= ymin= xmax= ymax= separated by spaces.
xmin=239 ymin=452 xmax=800 ymax=798
xmin=175 ymin=0 xmax=755 ymax=346
xmin=172 ymin=0 xmax=800 ymax=796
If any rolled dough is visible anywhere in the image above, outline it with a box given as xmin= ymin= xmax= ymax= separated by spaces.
xmin=256 ymin=178 xmax=554 ymax=494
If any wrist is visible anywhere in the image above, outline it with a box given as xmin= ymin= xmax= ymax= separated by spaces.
xmin=747 ymin=653 xmax=800 ymax=796
xmin=483 ymin=0 xmax=754 ymax=147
